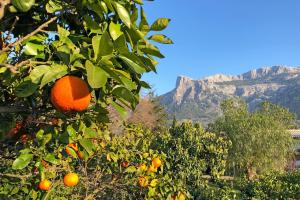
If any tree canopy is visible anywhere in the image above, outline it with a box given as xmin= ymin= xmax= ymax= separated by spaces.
xmin=209 ymin=99 xmax=296 ymax=179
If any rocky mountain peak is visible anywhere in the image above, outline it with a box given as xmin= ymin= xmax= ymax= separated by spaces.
xmin=161 ymin=66 xmax=300 ymax=124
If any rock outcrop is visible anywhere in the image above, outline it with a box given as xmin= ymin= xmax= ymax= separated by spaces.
xmin=160 ymin=66 xmax=300 ymax=124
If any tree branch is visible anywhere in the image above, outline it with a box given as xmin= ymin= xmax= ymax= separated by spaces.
xmin=0 ymin=106 xmax=31 ymax=113
xmin=0 ymin=17 xmax=57 ymax=53
xmin=0 ymin=173 xmax=31 ymax=179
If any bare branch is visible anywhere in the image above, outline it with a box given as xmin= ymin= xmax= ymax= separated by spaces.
xmin=0 ymin=106 xmax=31 ymax=113
xmin=0 ymin=17 xmax=57 ymax=53
xmin=0 ymin=173 xmax=31 ymax=179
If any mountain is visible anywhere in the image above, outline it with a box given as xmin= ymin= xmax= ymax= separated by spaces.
xmin=160 ymin=66 xmax=300 ymax=124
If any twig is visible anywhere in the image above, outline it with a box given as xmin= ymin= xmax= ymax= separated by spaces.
xmin=0 ymin=17 xmax=57 ymax=53
xmin=0 ymin=173 xmax=31 ymax=179
xmin=0 ymin=106 xmax=31 ymax=113
xmin=0 ymin=60 xmax=51 ymax=73
xmin=4 ymin=16 xmax=19 ymax=41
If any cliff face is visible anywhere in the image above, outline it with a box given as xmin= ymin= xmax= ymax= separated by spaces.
xmin=160 ymin=66 xmax=300 ymax=124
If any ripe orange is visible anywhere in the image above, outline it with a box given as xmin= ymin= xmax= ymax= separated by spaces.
xmin=138 ymin=176 xmax=148 ymax=187
xmin=68 ymin=143 xmax=78 ymax=151
xmin=147 ymin=164 xmax=157 ymax=173
xmin=38 ymin=179 xmax=51 ymax=191
xmin=178 ymin=193 xmax=185 ymax=200
xmin=77 ymin=151 xmax=84 ymax=160
xmin=51 ymin=76 xmax=91 ymax=112
xmin=63 ymin=173 xmax=79 ymax=187
xmin=169 ymin=195 xmax=175 ymax=200
xmin=121 ymin=161 xmax=129 ymax=168
xmin=138 ymin=163 xmax=147 ymax=171
xmin=19 ymin=134 xmax=32 ymax=144
xmin=152 ymin=157 xmax=162 ymax=168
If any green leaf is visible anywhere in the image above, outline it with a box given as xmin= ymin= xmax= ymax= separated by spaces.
xmin=125 ymin=166 xmax=136 ymax=173
xmin=112 ymin=86 xmax=136 ymax=106
xmin=83 ymin=15 xmax=102 ymax=34
xmin=0 ymin=53 xmax=7 ymax=63
xmin=139 ymin=8 xmax=150 ymax=34
xmin=79 ymin=139 xmax=94 ymax=156
xmin=84 ymin=128 xmax=98 ymax=139
xmin=15 ymin=79 xmax=39 ymax=97
xmin=111 ymin=101 xmax=128 ymax=119
xmin=103 ymin=0 xmax=114 ymax=12
xmin=40 ymin=64 xmax=68 ymax=88
xmin=113 ymin=2 xmax=131 ymax=28
xmin=140 ymin=81 xmax=151 ymax=89
xmin=46 ymin=0 xmax=62 ymax=13
xmin=118 ymin=55 xmax=146 ymax=74
xmin=12 ymin=0 xmax=35 ymax=12
xmin=12 ymin=153 xmax=33 ymax=170
xmin=130 ymin=6 xmax=138 ymax=25
xmin=132 ymin=0 xmax=143 ymax=4
xmin=29 ymin=65 xmax=51 ymax=84
xmin=92 ymin=35 xmax=101 ymax=59
xmin=44 ymin=154 xmax=58 ymax=165
xmin=24 ymin=42 xmax=44 ymax=56
xmin=150 ymin=179 xmax=159 ymax=187
xmin=148 ymin=187 xmax=156 ymax=197
xmin=85 ymin=60 xmax=108 ymax=88
xmin=0 ymin=67 xmax=7 ymax=73
xmin=57 ymin=25 xmax=70 ymax=38
xmin=67 ymin=125 xmax=77 ymax=138
xmin=114 ymin=35 xmax=128 ymax=54
xmin=42 ymin=133 xmax=52 ymax=146
xmin=139 ymin=43 xmax=165 ymax=58
xmin=148 ymin=34 xmax=173 ymax=44
xmin=99 ymin=1 xmax=108 ymax=13
xmin=36 ymin=130 xmax=44 ymax=141
xmin=109 ymin=22 xmax=123 ymax=40
xmin=92 ymin=32 xmax=113 ymax=59
xmin=150 ymin=18 xmax=171 ymax=31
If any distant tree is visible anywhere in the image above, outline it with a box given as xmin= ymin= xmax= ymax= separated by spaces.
xmin=208 ymin=99 xmax=296 ymax=179
xmin=127 ymin=92 xmax=167 ymax=129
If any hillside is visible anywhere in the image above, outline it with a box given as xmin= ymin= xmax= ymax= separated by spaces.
xmin=160 ymin=66 xmax=300 ymax=124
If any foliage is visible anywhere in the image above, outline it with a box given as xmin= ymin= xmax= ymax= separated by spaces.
xmin=0 ymin=0 xmax=176 ymax=199
xmin=196 ymin=170 xmax=300 ymax=200
xmin=0 ymin=120 xmax=233 ymax=199
xmin=208 ymin=99 xmax=296 ymax=178
xmin=0 ymin=0 xmax=172 ymax=137
xmin=151 ymin=121 xmax=231 ymax=198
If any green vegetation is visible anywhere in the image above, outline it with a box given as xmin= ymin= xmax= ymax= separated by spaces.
xmin=209 ymin=99 xmax=296 ymax=179
xmin=0 ymin=0 xmax=299 ymax=199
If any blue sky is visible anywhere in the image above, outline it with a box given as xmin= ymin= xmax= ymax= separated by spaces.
xmin=141 ymin=0 xmax=300 ymax=95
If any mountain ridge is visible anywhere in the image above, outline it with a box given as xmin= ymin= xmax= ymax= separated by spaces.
xmin=160 ymin=66 xmax=300 ymax=124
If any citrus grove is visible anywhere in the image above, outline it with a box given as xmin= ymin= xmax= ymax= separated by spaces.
xmin=0 ymin=0 xmax=187 ymax=198
xmin=1 ymin=0 xmax=298 ymax=199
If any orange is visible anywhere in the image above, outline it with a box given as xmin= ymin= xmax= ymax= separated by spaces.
xmin=51 ymin=76 xmax=91 ymax=112
xmin=19 ymin=134 xmax=32 ymax=144
xmin=178 ymin=193 xmax=185 ymax=200
xmin=77 ymin=151 xmax=84 ymax=160
xmin=138 ymin=163 xmax=147 ymax=171
xmin=68 ymin=143 xmax=78 ymax=151
xmin=152 ymin=157 xmax=162 ymax=168
xmin=121 ymin=161 xmax=129 ymax=168
xmin=138 ymin=176 xmax=148 ymax=187
xmin=38 ymin=179 xmax=51 ymax=191
xmin=63 ymin=173 xmax=79 ymax=187
xmin=66 ymin=143 xmax=78 ymax=157
xmin=169 ymin=195 xmax=175 ymax=200
xmin=147 ymin=164 xmax=157 ymax=173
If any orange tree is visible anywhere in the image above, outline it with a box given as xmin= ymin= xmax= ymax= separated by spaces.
xmin=0 ymin=0 xmax=174 ymax=199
